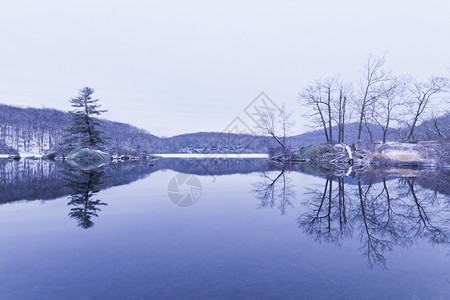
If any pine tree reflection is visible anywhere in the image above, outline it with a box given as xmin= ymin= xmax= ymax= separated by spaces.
xmin=64 ymin=168 xmax=107 ymax=229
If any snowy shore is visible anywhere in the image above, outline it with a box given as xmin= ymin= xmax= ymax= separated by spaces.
xmin=289 ymin=140 xmax=450 ymax=176
xmin=154 ymin=153 xmax=269 ymax=158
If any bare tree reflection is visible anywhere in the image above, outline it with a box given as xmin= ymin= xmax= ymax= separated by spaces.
xmin=295 ymin=175 xmax=450 ymax=268
xmin=252 ymin=169 xmax=295 ymax=215
xmin=401 ymin=178 xmax=449 ymax=244
xmin=356 ymin=180 xmax=391 ymax=268
xmin=298 ymin=176 xmax=352 ymax=246
xmin=63 ymin=168 xmax=107 ymax=229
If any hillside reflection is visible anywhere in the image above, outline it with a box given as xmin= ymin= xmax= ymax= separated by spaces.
xmin=253 ymin=172 xmax=450 ymax=268
xmin=0 ymin=158 xmax=279 ymax=204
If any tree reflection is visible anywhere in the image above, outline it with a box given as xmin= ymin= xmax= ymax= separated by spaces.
xmin=319 ymin=176 xmax=448 ymax=268
xmin=63 ymin=168 xmax=107 ymax=229
xmin=401 ymin=178 xmax=448 ymax=244
xmin=299 ymin=176 xmax=352 ymax=246
xmin=252 ymin=169 xmax=295 ymax=215
xmin=253 ymin=171 xmax=450 ymax=268
xmin=356 ymin=180 xmax=392 ymax=268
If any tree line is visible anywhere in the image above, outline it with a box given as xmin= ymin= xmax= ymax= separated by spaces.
xmin=0 ymin=97 xmax=272 ymax=154
xmin=299 ymin=54 xmax=449 ymax=143
xmin=0 ymin=101 xmax=161 ymax=155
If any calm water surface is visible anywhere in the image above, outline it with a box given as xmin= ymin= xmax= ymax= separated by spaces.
xmin=0 ymin=158 xmax=449 ymax=299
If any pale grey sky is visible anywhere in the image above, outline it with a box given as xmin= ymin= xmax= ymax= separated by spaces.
xmin=0 ymin=0 xmax=449 ymax=136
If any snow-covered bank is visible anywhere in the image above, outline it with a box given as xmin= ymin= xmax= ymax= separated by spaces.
xmin=19 ymin=152 xmax=43 ymax=158
xmin=154 ymin=153 xmax=269 ymax=158
xmin=289 ymin=140 xmax=450 ymax=177
xmin=369 ymin=140 xmax=447 ymax=168
xmin=0 ymin=152 xmax=43 ymax=159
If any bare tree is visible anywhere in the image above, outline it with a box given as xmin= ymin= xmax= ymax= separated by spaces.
xmin=406 ymin=76 xmax=448 ymax=141
xmin=258 ymin=104 xmax=294 ymax=153
xmin=323 ymin=78 xmax=334 ymax=142
xmin=430 ymin=112 xmax=447 ymax=139
xmin=300 ymin=79 xmax=330 ymax=142
xmin=370 ymin=77 xmax=405 ymax=143
xmin=301 ymin=77 xmax=352 ymax=144
xmin=356 ymin=54 xmax=393 ymax=141
xmin=332 ymin=81 xmax=352 ymax=143
xmin=299 ymin=76 xmax=342 ymax=143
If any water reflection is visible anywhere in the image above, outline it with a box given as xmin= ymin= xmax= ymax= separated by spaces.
xmin=2 ymin=157 xmax=450 ymax=252
xmin=0 ymin=158 xmax=70 ymax=203
xmin=0 ymin=159 xmax=157 ymax=204
xmin=251 ymin=169 xmax=450 ymax=268
xmin=298 ymin=175 xmax=450 ymax=268
xmin=0 ymin=158 xmax=157 ymax=229
xmin=299 ymin=177 xmax=352 ymax=246
xmin=0 ymin=158 xmax=278 ymax=205
xmin=252 ymin=168 xmax=295 ymax=215
xmin=63 ymin=168 xmax=108 ymax=229
xmin=0 ymin=158 xmax=279 ymax=229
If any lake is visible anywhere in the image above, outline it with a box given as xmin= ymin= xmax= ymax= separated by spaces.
xmin=0 ymin=158 xmax=449 ymax=299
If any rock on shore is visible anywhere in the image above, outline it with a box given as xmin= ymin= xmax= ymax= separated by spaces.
xmin=67 ymin=148 xmax=111 ymax=170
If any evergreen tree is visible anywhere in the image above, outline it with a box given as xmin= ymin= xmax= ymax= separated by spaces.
xmin=63 ymin=87 xmax=107 ymax=149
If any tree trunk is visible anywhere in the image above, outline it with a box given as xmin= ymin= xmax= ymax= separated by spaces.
xmin=327 ymin=89 xmax=333 ymax=143
xmin=316 ymin=103 xmax=329 ymax=142
xmin=357 ymin=110 xmax=364 ymax=141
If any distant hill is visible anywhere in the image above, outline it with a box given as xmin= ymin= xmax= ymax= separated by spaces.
xmin=412 ymin=112 xmax=450 ymax=140
xmin=287 ymin=122 xmax=401 ymax=148
xmin=0 ymin=103 xmax=160 ymax=154
xmin=0 ymin=103 xmax=447 ymax=154
xmin=160 ymin=132 xmax=271 ymax=153
xmin=0 ymin=103 xmax=270 ymax=154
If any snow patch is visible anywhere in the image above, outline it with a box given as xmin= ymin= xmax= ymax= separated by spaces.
xmin=381 ymin=150 xmax=422 ymax=161
xmin=19 ymin=152 xmax=43 ymax=158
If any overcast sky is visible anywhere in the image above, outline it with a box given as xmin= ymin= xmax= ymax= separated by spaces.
xmin=0 ymin=0 xmax=449 ymax=137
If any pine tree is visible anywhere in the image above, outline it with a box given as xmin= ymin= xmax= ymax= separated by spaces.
xmin=63 ymin=87 xmax=108 ymax=150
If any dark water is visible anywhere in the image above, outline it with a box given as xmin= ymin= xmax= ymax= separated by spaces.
xmin=0 ymin=158 xmax=449 ymax=299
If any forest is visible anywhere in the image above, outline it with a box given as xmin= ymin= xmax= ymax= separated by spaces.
xmin=0 ymin=102 xmax=449 ymax=156
xmin=0 ymin=103 xmax=273 ymax=155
